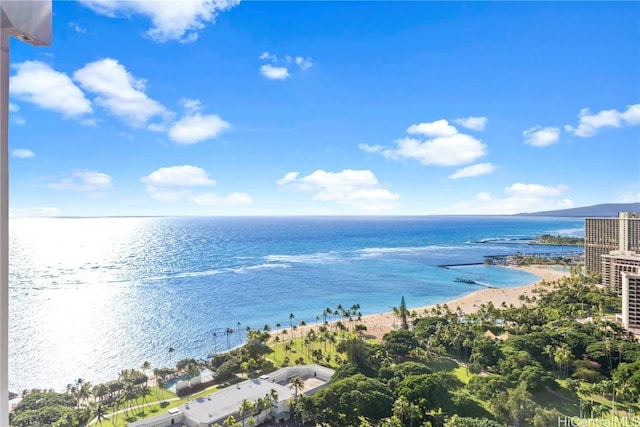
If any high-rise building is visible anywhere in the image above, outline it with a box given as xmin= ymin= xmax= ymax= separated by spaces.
xmin=621 ymin=272 xmax=640 ymax=333
xmin=585 ymin=212 xmax=640 ymax=274
xmin=586 ymin=212 xmax=640 ymax=335
xmin=601 ymin=253 xmax=640 ymax=294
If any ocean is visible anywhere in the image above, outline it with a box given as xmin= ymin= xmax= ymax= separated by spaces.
xmin=9 ymin=215 xmax=583 ymax=392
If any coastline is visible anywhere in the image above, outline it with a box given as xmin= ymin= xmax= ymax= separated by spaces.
xmin=287 ymin=264 xmax=569 ymax=342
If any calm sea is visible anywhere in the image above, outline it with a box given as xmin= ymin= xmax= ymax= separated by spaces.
xmin=9 ymin=216 xmax=582 ymax=392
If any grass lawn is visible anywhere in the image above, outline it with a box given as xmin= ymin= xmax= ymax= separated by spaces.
xmin=91 ymin=381 xmax=233 ymax=427
xmin=532 ymin=387 xmax=580 ymax=416
xmin=269 ymin=337 xmax=345 ymax=368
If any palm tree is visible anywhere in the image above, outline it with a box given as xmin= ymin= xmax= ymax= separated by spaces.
xmin=262 ymin=323 xmax=271 ymax=342
xmin=223 ymin=415 xmax=241 ymax=427
xmin=226 ymin=327 xmax=234 ymax=350
xmin=554 ymin=344 xmax=572 ymax=378
xmin=168 ymin=347 xmax=175 ymax=366
xmin=289 ymin=375 xmax=305 ymax=405
xmin=268 ymin=388 xmax=279 ymax=415
xmin=77 ymin=381 xmax=92 ymax=408
xmin=392 ymin=396 xmax=421 ymax=426
xmin=213 ymin=331 xmax=218 ymax=354
xmin=543 ymin=344 xmax=555 ymax=376
xmin=289 ymin=313 xmax=296 ymax=340
xmin=141 ymin=361 xmax=151 ymax=386
xmin=155 ymin=377 xmax=165 ymax=403
xmin=94 ymin=403 xmax=108 ymax=426
xmin=237 ymin=321 xmax=243 ymax=348
xmin=237 ymin=398 xmax=254 ymax=427
xmin=140 ymin=384 xmax=152 ymax=412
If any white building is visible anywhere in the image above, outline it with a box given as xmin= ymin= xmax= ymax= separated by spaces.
xmin=128 ymin=365 xmax=334 ymax=427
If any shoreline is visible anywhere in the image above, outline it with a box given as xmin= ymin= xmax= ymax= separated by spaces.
xmin=283 ymin=264 xmax=570 ymax=342
xmin=9 ymin=265 xmax=569 ymax=409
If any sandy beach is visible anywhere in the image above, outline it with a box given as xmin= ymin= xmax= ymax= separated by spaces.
xmin=282 ymin=265 xmax=569 ymax=342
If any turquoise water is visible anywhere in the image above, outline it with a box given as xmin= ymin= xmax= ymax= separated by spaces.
xmin=9 ymin=216 xmax=582 ymax=391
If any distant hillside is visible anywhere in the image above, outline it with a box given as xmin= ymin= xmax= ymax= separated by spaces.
xmin=516 ymin=203 xmax=640 ymax=217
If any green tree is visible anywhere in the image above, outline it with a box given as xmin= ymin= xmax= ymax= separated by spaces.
xmin=392 ymin=395 xmax=421 ymax=427
xmin=382 ymin=329 xmax=419 ymax=357
xmin=445 ymin=416 xmax=503 ymax=427
xmin=507 ymin=383 xmax=537 ymax=425
xmin=395 ymin=373 xmax=453 ymax=413
xmin=307 ymin=374 xmax=394 ymax=426
xmin=93 ymin=403 xmax=108 ymax=426
xmin=399 ymin=296 xmax=409 ymax=329
xmin=469 ymin=337 xmax=504 ymax=369
xmin=532 ymin=407 xmax=562 ymax=427
xmin=288 ymin=374 xmax=305 ymax=420
xmin=237 ymin=398 xmax=254 ymax=427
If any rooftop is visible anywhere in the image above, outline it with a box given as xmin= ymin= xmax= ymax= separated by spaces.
xmin=128 ymin=365 xmax=333 ymax=427
xmin=183 ymin=377 xmax=292 ymax=425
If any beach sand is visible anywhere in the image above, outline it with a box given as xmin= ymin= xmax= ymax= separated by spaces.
xmin=283 ymin=265 xmax=569 ymax=342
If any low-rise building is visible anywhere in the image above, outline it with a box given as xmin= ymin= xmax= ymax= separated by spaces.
xmin=128 ymin=365 xmax=333 ymax=427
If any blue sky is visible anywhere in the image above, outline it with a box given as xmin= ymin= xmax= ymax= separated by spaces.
xmin=7 ymin=1 xmax=640 ymax=217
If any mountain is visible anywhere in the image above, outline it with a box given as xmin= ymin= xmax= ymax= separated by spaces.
xmin=516 ymin=203 xmax=640 ymax=217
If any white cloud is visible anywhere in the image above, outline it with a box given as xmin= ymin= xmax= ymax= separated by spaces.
xmin=454 ymin=116 xmax=488 ymax=131
xmin=78 ymin=0 xmax=239 ymax=43
xmin=180 ymin=97 xmax=203 ymax=113
xmin=383 ymin=134 xmax=487 ymax=166
xmin=141 ymin=165 xmax=215 ymax=187
xmin=10 ymin=207 xmax=63 ymax=219
xmin=12 ymin=149 xmax=35 ymax=159
xmin=259 ymin=51 xmax=276 ymax=61
xmin=141 ymin=165 xmax=251 ymax=206
xmin=69 ymin=22 xmax=86 ymax=33
xmin=407 ymin=119 xmax=458 ymax=137
xmin=168 ymin=113 xmax=231 ymax=144
xmin=448 ymin=162 xmax=496 ymax=179
xmin=74 ymin=58 xmax=170 ymax=128
xmin=260 ymin=64 xmax=290 ymax=80
xmin=276 ymin=171 xmax=300 ymax=186
xmin=81 ymin=118 xmax=98 ymax=127
xmin=505 ymin=183 xmax=569 ymax=197
xmin=10 ymin=61 xmax=92 ymax=118
xmin=295 ymin=56 xmax=313 ymax=70
xmin=622 ymin=104 xmax=640 ymax=125
xmin=9 ymin=103 xmax=19 ymax=113
xmin=277 ymin=169 xmax=400 ymax=212
xmin=374 ymin=119 xmax=487 ymax=166
xmin=358 ymin=143 xmax=385 ymax=154
xmin=443 ymin=183 xmax=573 ymax=215
xmin=259 ymin=52 xmax=312 ymax=80
xmin=523 ymin=126 xmax=561 ymax=147
xmin=565 ymin=104 xmax=640 ymax=137
xmin=48 ymin=170 xmax=113 ymax=193
xmin=147 ymin=123 xmax=167 ymax=132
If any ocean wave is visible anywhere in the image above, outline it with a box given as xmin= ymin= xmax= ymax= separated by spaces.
xmin=144 ymin=263 xmax=293 ymax=281
xmin=231 ymin=263 xmax=291 ymax=273
xmin=141 ymin=269 xmax=224 ymax=283
xmin=264 ymin=252 xmax=341 ymax=264
xmin=550 ymin=227 xmax=584 ymax=237
xmin=471 ymin=237 xmax=532 ymax=244
xmin=357 ymin=245 xmax=466 ymax=258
